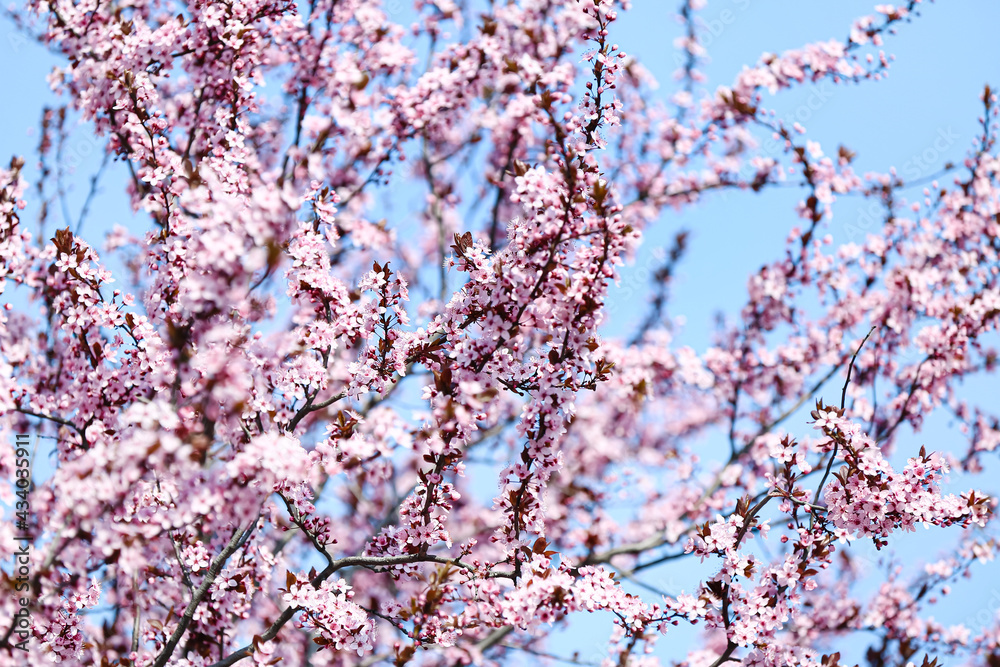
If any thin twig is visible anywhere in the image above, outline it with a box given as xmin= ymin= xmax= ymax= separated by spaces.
xmin=813 ymin=325 xmax=877 ymax=510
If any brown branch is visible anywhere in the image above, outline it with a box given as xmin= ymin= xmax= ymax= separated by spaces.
xmin=812 ymin=325 xmax=877 ymax=512
xmin=152 ymin=522 xmax=256 ymax=667
xmin=209 ymin=554 xmax=511 ymax=667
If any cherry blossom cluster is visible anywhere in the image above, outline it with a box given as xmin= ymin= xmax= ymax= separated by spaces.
xmin=281 ymin=574 xmax=376 ymax=656
xmin=812 ymin=402 xmax=990 ymax=548
xmin=2 ymin=0 xmax=1000 ymax=666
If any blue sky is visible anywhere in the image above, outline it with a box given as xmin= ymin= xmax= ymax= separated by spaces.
xmin=3 ymin=1 xmax=1000 ymax=665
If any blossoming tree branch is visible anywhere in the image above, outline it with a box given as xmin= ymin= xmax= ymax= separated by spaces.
xmin=1 ymin=0 xmax=998 ymax=665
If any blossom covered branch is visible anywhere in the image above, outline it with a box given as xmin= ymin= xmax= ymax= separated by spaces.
xmin=1 ymin=1 xmax=999 ymax=667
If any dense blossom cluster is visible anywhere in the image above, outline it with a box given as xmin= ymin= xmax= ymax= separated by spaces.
xmin=1 ymin=0 xmax=1000 ymax=666
xmin=812 ymin=405 xmax=989 ymax=546
xmin=282 ymin=575 xmax=376 ymax=656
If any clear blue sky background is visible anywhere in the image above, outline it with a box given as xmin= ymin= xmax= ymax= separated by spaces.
xmin=3 ymin=1 xmax=1000 ymax=665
